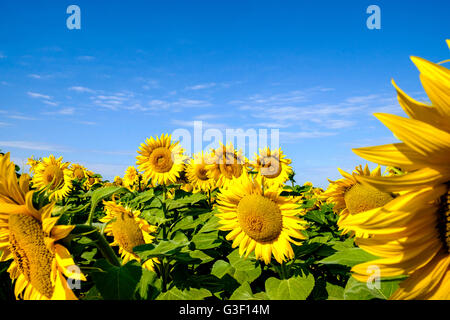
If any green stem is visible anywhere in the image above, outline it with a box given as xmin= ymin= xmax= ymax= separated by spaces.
xmin=72 ymin=225 xmax=121 ymax=267
xmin=161 ymin=184 xmax=168 ymax=239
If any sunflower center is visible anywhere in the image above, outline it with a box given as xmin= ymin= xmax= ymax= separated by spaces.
xmin=111 ymin=213 xmax=145 ymax=253
xmin=344 ymin=183 xmax=394 ymax=215
xmin=259 ymin=156 xmax=282 ymax=179
xmin=43 ymin=165 xmax=64 ymax=189
xmin=8 ymin=214 xmax=54 ymax=298
xmin=195 ymin=165 xmax=209 ymax=181
xmin=437 ymin=186 xmax=450 ymax=253
xmin=149 ymin=147 xmax=174 ymax=173
xmin=237 ymin=194 xmax=283 ymax=242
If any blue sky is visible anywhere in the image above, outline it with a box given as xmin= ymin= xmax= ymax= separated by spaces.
xmin=0 ymin=0 xmax=449 ymax=187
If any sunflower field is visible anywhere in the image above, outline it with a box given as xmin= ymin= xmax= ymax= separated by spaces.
xmin=0 ymin=40 xmax=449 ymax=301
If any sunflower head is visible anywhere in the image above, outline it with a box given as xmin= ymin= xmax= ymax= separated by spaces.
xmin=206 ymin=142 xmax=247 ymax=188
xmin=186 ymin=151 xmax=216 ymax=192
xmin=113 ymin=176 xmax=123 ymax=186
xmin=216 ymin=172 xmax=307 ymax=264
xmin=70 ymin=163 xmax=87 ymax=181
xmin=123 ymin=166 xmax=139 ymax=190
xmin=136 ymin=134 xmax=186 ymax=186
xmin=100 ymin=201 xmax=158 ymax=270
xmin=322 ymin=165 xmax=394 ymax=235
xmin=252 ymin=147 xmax=293 ymax=187
xmin=31 ymin=155 xmax=72 ymax=202
xmin=0 ymin=153 xmax=85 ymax=300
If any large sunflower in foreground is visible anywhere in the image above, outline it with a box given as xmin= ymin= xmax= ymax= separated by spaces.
xmin=216 ymin=173 xmax=307 ymax=264
xmin=31 ymin=155 xmax=72 ymax=202
xmin=206 ymin=142 xmax=247 ymax=189
xmin=100 ymin=201 xmax=158 ymax=271
xmin=186 ymin=151 xmax=216 ymax=192
xmin=0 ymin=153 xmax=85 ymax=300
xmin=136 ymin=134 xmax=186 ymax=186
xmin=322 ymin=164 xmax=394 ymax=235
xmin=341 ymin=41 xmax=450 ymax=299
xmin=252 ymin=147 xmax=293 ymax=187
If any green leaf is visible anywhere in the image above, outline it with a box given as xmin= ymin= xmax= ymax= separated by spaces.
xmin=211 ymin=260 xmax=232 ymax=279
xmin=343 ymin=276 xmax=401 ymax=300
xmin=191 ymin=231 xmax=221 ymax=250
xmin=91 ymin=260 xmax=142 ymax=300
xmin=130 ymin=189 xmax=155 ymax=206
xmin=156 ymin=287 xmax=212 ymax=300
xmin=226 ymin=250 xmax=262 ymax=284
xmin=326 ymin=283 xmax=345 ymax=300
xmin=136 ymin=268 xmax=161 ymax=300
xmin=89 ymin=186 xmax=130 ymax=221
xmin=230 ymin=282 xmax=254 ymax=300
xmin=197 ymin=215 xmax=220 ymax=233
xmin=134 ymin=231 xmax=190 ymax=260
xmin=319 ymin=248 xmax=379 ymax=267
xmin=265 ymin=274 xmax=315 ymax=300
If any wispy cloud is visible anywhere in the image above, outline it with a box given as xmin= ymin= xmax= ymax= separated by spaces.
xmin=69 ymin=86 xmax=96 ymax=94
xmin=185 ymin=82 xmax=216 ymax=90
xmin=42 ymin=107 xmax=75 ymax=116
xmin=0 ymin=140 xmax=70 ymax=152
xmin=27 ymin=91 xmax=52 ymax=100
xmin=7 ymin=115 xmax=38 ymax=121
xmin=0 ymin=122 xmax=11 ymax=127
xmin=0 ymin=53 xmax=6 ymax=59
xmin=28 ymin=74 xmax=43 ymax=79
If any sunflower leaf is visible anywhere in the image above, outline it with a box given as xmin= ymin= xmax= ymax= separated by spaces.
xmin=319 ymin=248 xmax=379 ymax=267
xmin=265 ymin=273 xmax=315 ymax=300
xmin=91 ymin=259 xmax=142 ymax=300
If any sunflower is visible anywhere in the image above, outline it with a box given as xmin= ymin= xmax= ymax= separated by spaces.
xmin=83 ymin=170 xmax=101 ymax=189
xmin=26 ymin=156 xmax=39 ymax=174
xmin=341 ymin=41 xmax=450 ymax=299
xmin=100 ymin=201 xmax=158 ymax=271
xmin=0 ymin=153 xmax=85 ymax=300
xmin=113 ymin=176 xmax=124 ymax=186
xmin=206 ymin=142 xmax=247 ymax=189
xmin=186 ymin=152 xmax=216 ymax=192
xmin=252 ymin=147 xmax=293 ymax=187
xmin=123 ymin=166 xmax=140 ymax=190
xmin=70 ymin=163 xmax=87 ymax=181
xmin=31 ymin=155 xmax=72 ymax=202
xmin=216 ymin=172 xmax=307 ymax=264
xmin=322 ymin=165 xmax=394 ymax=235
xmin=136 ymin=134 xmax=186 ymax=186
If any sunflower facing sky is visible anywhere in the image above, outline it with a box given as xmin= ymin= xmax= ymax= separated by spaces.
xmin=340 ymin=40 xmax=450 ymax=299
xmin=0 ymin=153 xmax=85 ymax=300
xmin=186 ymin=151 xmax=216 ymax=192
xmin=252 ymin=147 xmax=293 ymax=187
xmin=136 ymin=134 xmax=186 ymax=186
xmin=100 ymin=201 xmax=159 ymax=271
xmin=322 ymin=164 xmax=395 ymax=235
xmin=216 ymin=172 xmax=307 ymax=264
xmin=31 ymin=155 xmax=72 ymax=202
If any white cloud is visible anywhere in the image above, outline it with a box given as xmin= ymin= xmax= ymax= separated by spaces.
xmin=27 ymin=91 xmax=52 ymax=100
xmin=186 ymin=82 xmax=216 ymax=90
xmin=42 ymin=107 xmax=75 ymax=116
xmin=0 ymin=122 xmax=11 ymax=127
xmin=69 ymin=86 xmax=96 ymax=94
xmin=7 ymin=115 xmax=38 ymax=121
xmin=28 ymin=74 xmax=42 ymax=79
xmin=0 ymin=140 xmax=70 ymax=152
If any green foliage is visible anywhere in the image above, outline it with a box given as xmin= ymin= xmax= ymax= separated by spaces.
xmin=0 ymin=174 xmax=404 ymax=301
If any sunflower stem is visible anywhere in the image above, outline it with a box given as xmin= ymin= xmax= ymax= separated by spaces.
xmin=71 ymin=225 xmax=121 ymax=267
xmin=161 ymin=184 xmax=168 ymax=240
